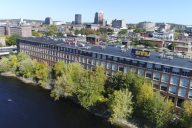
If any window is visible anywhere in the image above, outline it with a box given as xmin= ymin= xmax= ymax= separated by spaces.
xmin=112 ymin=64 xmax=117 ymax=71
xmin=83 ymin=57 xmax=86 ymax=63
xmin=154 ymin=65 xmax=161 ymax=71
xmin=153 ymin=82 xmax=159 ymax=90
xmin=125 ymin=59 xmax=130 ymax=65
xmin=124 ymin=67 xmax=130 ymax=73
xmin=69 ymin=55 xmax=71 ymax=60
xmin=146 ymin=71 xmax=152 ymax=79
xmin=147 ymin=63 xmax=153 ymax=69
xmin=92 ymin=59 xmax=96 ymax=65
xmin=188 ymin=91 xmax=192 ymax=99
xmin=96 ymin=60 xmax=101 ymax=65
xmin=101 ymin=62 xmax=106 ymax=67
xmin=138 ymin=69 xmax=144 ymax=76
xmin=170 ymin=76 xmax=179 ymax=85
xmin=107 ymin=63 xmax=111 ymax=69
xmin=75 ymin=56 xmax=78 ymax=62
xmin=182 ymin=69 xmax=190 ymax=77
xmin=119 ymin=58 xmax=124 ymax=63
xmin=132 ymin=60 xmax=138 ymax=66
xmin=82 ymin=64 xmax=86 ymax=70
xmin=178 ymin=88 xmax=186 ymax=97
xmin=139 ymin=62 xmax=145 ymax=68
xmin=87 ymin=58 xmax=91 ymax=64
xmin=180 ymin=78 xmax=188 ymax=88
xmin=172 ymin=68 xmax=180 ymax=75
xmin=79 ymin=57 xmax=82 ymax=62
xmin=160 ymin=84 xmax=167 ymax=92
xmin=106 ymin=70 xmax=111 ymax=76
xmin=168 ymin=96 xmax=175 ymax=103
xmin=161 ymin=74 xmax=169 ymax=83
xmin=97 ymin=54 xmax=101 ymax=59
xmin=131 ymin=68 xmax=137 ymax=73
xmin=177 ymin=98 xmax=184 ymax=108
xmin=87 ymin=65 xmax=91 ymax=70
xmin=91 ymin=67 xmax=95 ymax=72
xmin=190 ymin=81 xmax=192 ymax=89
xmin=113 ymin=57 xmax=118 ymax=62
xmin=102 ymin=55 xmax=106 ymax=60
xmin=169 ymin=86 xmax=177 ymax=94
xmin=118 ymin=65 xmax=123 ymax=72
xmin=112 ymin=72 xmax=116 ymax=76
xmin=107 ymin=56 xmax=112 ymax=61
xmin=92 ymin=53 xmax=96 ymax=58
xmin=153 ymin=73 xmax=160 ymax=81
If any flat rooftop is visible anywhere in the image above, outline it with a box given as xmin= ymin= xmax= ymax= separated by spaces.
xmin=18 ymin=37 xmax=192 ymax=70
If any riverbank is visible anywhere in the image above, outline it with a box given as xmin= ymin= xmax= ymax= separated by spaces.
xmin=0 ymin=72 xmax=143 ymax=128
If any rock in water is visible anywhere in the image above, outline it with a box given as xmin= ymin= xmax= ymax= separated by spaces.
xmin=8 ymin=99 xmax=12 ymax=102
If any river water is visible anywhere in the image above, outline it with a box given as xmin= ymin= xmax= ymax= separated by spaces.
xmin=0 ymin=75 xmax=119 ymax=128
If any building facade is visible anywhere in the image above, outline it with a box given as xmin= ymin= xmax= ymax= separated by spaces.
xmin=94 ymin=12 xmax=104 ymax=24
xmin=0 ymin=25 xmax=32 ymax=37
xmin=75 ymin=14 xmax=82 ymax=24
xmin=17 ymin=36 xmax=192 ymax=108
xmin=45 ymin=17 xmax=53 ymax=25
xmin=86 ymin=24 xmax=100 ymax=30
xmin=138 ymin=21 xmax=156 ymax=31
xmin=0 ymin=37 xmax=6 ymax=46
xmin=112 ymin=19 xmax=126 ymax=28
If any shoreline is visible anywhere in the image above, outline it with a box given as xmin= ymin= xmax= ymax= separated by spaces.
xmin=0 ymin=72 xmax=140 ymax=128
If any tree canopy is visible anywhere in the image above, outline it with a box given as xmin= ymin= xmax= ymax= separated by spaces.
xmin=7 ymin=34 xmax=21 ymax=45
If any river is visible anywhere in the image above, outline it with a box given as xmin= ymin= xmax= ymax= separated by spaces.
xmin=0 ymin=75 xmax=119 ymax=128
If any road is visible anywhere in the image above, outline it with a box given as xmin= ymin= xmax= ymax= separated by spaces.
xmin=0 ymin=47 xmax=17 ymax=55
xmin=0 ymin=47 xmax=17 ymax=53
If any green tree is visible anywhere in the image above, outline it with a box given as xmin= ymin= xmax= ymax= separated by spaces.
xmin=32 ymin=31 xmax=39 ymax=36
xmin=17 ymin=52 xmax=30 ymax=62
xmin=53 ymin=61 xmax=66 ymax=77
xmin=174 ymin=32 xmax=179 ymax=40
xmin=107 ymin=89 xmax=133 ymax=122
xmin=78 ymin=66 xmax=107 ymax=108
xmin=104 ymin=33 xmax=108 ymax=39
xmin=102 ymin=39 xmax=107 ymax=42
xmin=19 ymin=58 xmax=35 ymax=77
xmin=80 ymin=28 xmax=86 ymax=35
xmin=163 ymin=49 xmax=168 ymax=54
xmin=155 ymin=49 xmax=160 ymax=52
xmin=0 ymin=43 xmax=3 ymax=47
xmin=134 ymin=28 xmax=143 ymax=33
xmin=180 ymin=100 xmax=192 ymax=128
xmin=56 ymin=32 xmax=63 ymax=36
xmin=168 ymin=43 xmax=178 ymax=50
xmin=0 ymin=57 xmax=10 ymax=72
xmin=75 ymin=29 xmax=80 ymax=35
xmin=119 ymin=29 xmax=128 ymax=34
xmin=143 ymin=92 xmax=174 ymax=128
xmin=35 ymin=61 xmax=49 ymax=87
xmin=7 ymin=34 xmax=21 ymax=45
xmin=51 ymin=62 xmax=84 ymax=100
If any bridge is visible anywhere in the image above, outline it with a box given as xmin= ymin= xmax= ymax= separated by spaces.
xmin=0 ymin=46 xmax=17 ymax=57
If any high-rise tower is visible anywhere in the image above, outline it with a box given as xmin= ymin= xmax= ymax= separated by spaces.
xmin=94 ymin=12 xmax=104 ymax=24
xmin=75 ymin=14 xmax=82 ymax=24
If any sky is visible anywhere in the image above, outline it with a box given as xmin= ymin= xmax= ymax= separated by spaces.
xmin=0 ymin=0 xmax=192 ymax=25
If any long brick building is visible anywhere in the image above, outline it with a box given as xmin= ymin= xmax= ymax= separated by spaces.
xmin=17 ymin=35 xmax=192 ymax=108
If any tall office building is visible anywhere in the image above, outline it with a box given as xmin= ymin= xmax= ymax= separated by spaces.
xmin=94 ymin=12 xmax=104 ymax=24
xmin=112 ymin=19 xmax=126 ymax=28
xmin=45 ymin=17 xmax=53 ymax=25
xmin=75 ymin=14 xmax=82 ymax=24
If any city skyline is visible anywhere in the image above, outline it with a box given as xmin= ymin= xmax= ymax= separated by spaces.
xmin=1 ymin=0 xmax=192 ymax=25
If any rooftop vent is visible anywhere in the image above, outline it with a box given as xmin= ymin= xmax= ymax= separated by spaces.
xmin=101 ymin=46 xmax=106 ymax=49
xmin=167 ymin=56 xmax=173 ymax=60
xmin=121 ymin=49 xmax=126 ymax=52
xmin=85 ymin=47 xmax=91 ymax=49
